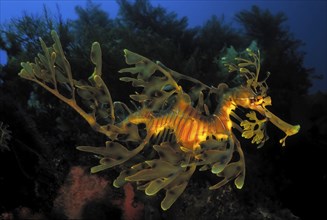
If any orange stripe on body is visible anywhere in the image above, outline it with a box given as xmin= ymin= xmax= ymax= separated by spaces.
xmin=202 ymin=120 xmax=208 ymax=136
xmin=164 ymin=113 xmax=173 ymax=127
xmin=147 ymin=118 xmax=154 ymax=133
xmin=174 ymin=108 xmax=184 ymax=132
xmin=161 ymin=115 xmax=167 ymax=126
xmin=180 ymin=119 xmax=192 ymax=144
xmin=187 ymin=119 xmax=198 ymax=142
xmin=214 ymin=114 xmax=226 ymax=132
xmin=186 ymin=107 xmax=199 ymax=142
xmin=176 ymin=107 xmax=191 ymax=138
xmin=208 ymin=117 xmax=216 ymax=135
xmin=171 ymin=111 xmax=178 ymax=127
xmin=196 ymin=120 xmax=204 ymax=141
xmin=173 ymin=113 xmax=182 ymax=132
xmin=176 ymin=117 xmax=186 ymax=139
xmin=167 ymin=112 xmax=176 ymax=129
xmin=151 ymin=117 xmax=159 ymax=134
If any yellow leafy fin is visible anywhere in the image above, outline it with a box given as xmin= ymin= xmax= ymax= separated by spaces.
xmin=209 ymin=137 xmax=245 ymax=190
xmin=240 ymin=111 xmax=268 ymax=146
xmin=161 ymin=164 xmax=196 ymax=210
xmin=145 ymin=176 xmax=177 ymax=196
xmin=125 ymin=159 xmax=180 ymax=182
xmin=157 ymin=62 xmax=211 ymax=103
xmin=77 ymin=139 xmax=146 ymax=173
xmin=153 ymin=142 xmax=183 ymax=164
xmin=196 ymin=137 xmax=235 ymax=174
xmin=119 ymin=50 xmax=181 ymax=111
xmin=209 ymin=161 xmax=243 ymax=190
xmin=119 ymin=50 xmax=212 ymax=112
xmin=20 ymin=31 xmax=116 ymax=135
xmin=113 ymin=162 xmax=150 ymax=188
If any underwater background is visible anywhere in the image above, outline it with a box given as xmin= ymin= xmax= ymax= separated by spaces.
xmin=0 ymin=1 xmax=326 ymax=219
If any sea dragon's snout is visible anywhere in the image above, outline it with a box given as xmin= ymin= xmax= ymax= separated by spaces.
xmin=253 ymin=104 xmax=300 ymax=146
xmin=263 ymin=107 xmax=300 ymax=146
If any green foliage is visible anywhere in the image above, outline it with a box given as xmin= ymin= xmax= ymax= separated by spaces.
xmin=115 ymin=0 xmax=200 ymax=83
xmin=236 ymin=5 xmax=288 ymax=47
xmin=117 ymin=0 xmax=190 ymax=40
xmin=0 ymin=8 xmax=72 ymax=70
xmin=70 ymin=0 xmax=114 ymax=69
xmin=236 ymin=5 xmax=312 ymax=95
xmin=4 ymin=1 xmax=311 ymax=109
xmin=73 ymin=1 xmax=113 ymax=45
xmin=195 ymin=15 xmax=243 ymax=83
xmin=1 ymin=1 xmax=313 ymax=98
xmin=0 ymin=6 xmax=73 ymax=112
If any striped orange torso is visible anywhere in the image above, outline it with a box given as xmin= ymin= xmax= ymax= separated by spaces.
xmin=129 ymin=97 xmax=233 ymax=151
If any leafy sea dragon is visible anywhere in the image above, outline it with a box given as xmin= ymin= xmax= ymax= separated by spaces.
xmin=19 ymin=31 xmax=300 ymax=210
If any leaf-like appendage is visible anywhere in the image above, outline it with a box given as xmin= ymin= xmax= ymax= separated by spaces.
xmin=77 ymin=138 xmax=146 ymax=173
xmin=240 ymin=111 xmax=267 ymax=145
xmin=112 ymin=141 xmax=195 ymax=210
xmin=19 ymin=31 xmax=116 ymax=136
xmin=90 ymin=42 xmax=102 ymax=75
xmin=119 ymin=50 xmax=212 ymax=113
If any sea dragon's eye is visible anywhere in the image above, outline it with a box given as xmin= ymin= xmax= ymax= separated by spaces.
xmin=250 ymin=96 xmax=264 ymax=105
xmin=249 ymin=97 xmax=256 ymax=104
xmin=256 ymin=96 xmax=264 ymax=105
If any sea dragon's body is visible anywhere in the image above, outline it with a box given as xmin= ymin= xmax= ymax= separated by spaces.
xmin=127 ymin=93 xmax=232 ymax=151
xmin=19 ymin=31 xmax=300 ymax=210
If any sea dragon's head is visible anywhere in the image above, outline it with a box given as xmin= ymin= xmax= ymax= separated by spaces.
xmin=228 ymin=48 xmax=300 ymax=147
